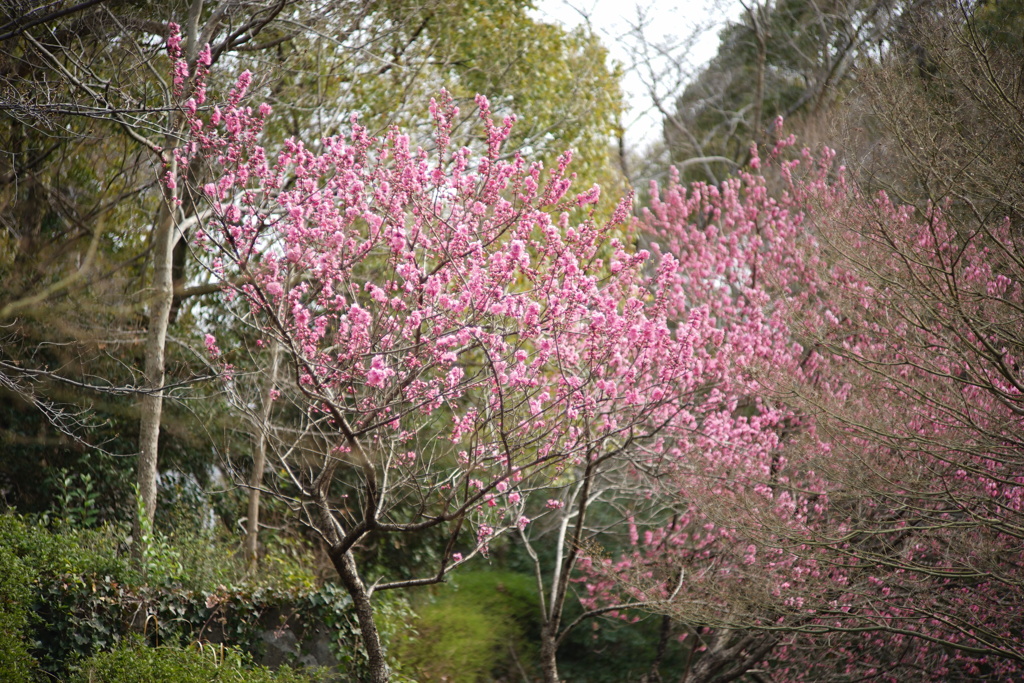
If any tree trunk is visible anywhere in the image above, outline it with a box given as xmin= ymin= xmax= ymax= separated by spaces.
xmin=331 ymin=546 xmax=390 ymax=683
xmin=647 ymin=614 xmax=671 ymax=682
xmin=753 ymin=39 xmax=766 ymax=142
xmin=133 ymin=0 xmax=201 ymax=562
xmin=134 ymin=177 xmax=178 ymax=555
xmin=540 ymin=622 xmax=561 ymax=683
xmin=245 ymin=340 xmax=280 ymax=571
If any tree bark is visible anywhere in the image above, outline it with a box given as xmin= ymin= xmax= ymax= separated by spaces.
xmin=331 ymin=545 xmax=390 ymax=683
xmin=540 ymin=622 xmax=561 ymax=683
xmin=647 ymin=614 xmax=672 ymax=682
xmin=134 ymin=175 xmax=178 ymax=553
xmin=747 ymin=1 xmax=770 ymax=145
xmin=133 ymin=0 xmax=202 ymax=561
xmin=245 ymin=340 xmax=280 ymax=571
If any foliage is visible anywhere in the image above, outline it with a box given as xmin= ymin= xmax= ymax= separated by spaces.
xmin=68 ymin=639 xmax=324 ymax=683
xmin=330 ymin=0 xmax=624 ymax=190
xmin=0 ymin=534 xmax=37 ymax=682
xmin=0 ymin=401 xmax=139 ymax=525
xmin=0 ymin=512 xmax=129 ymax=678
xmin=0 ymin=511 xmax=130 ymax=581
xmin=0 ymin=512 xmax=393 ymax=679
xmin=49 ymin=469 xmax=101 ymax=528
xmin=660 ymin=0 xmax=897 ymax=183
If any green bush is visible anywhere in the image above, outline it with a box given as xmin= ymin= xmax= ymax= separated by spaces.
xmin=0 ymin=511 xmax=129 ymax=582
xmin=68 ymin=640 xmax=324 ymax=683
xmin=0 ymin=540 xmax=37 ymax=682
xmin=137 ymin=521 xmax=318 ymax=593
xmin=0 ymin=511 xmax=133 ymax=681
xmin=0 ymin=513 xmax=320 ymax=677
xmin=0 ymin=512 xmax=401 ymax=680
xmin=29 ymin=575 xmax=374 ymax=679
xmin=397 ymin=571 xmax=539 ymax=682
xmin=0 ymin=512 xmax=130 ymax=677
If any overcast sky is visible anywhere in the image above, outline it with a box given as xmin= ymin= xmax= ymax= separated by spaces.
xmin=533 ymin=0 xmax=743 ymax=149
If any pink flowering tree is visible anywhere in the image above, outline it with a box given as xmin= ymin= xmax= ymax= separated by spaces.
xmin=166 ymin=41 xmax=749 ymax=678
xmin=575 ymin=138 xmax=1024 ymax=680
xmin=508 ymin=136 xmax=828 ymax=682
xmin=566 ymin=141 xmax=827 ymax=680
xmin=764 ymin=168 xmax=1024 ymax=680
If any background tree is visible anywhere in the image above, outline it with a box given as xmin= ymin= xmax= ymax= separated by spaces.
xmin=768 ymin=4 xmax=1024 ymax=676
xmin=639 ymin=0 xmax=900 ymax=185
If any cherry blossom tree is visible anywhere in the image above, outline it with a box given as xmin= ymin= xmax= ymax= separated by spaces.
xmin=770 ymin=172 xmax=1024 ymax=681
xmin=163 ymin=29 xmax=760 ymax=679
xmin=570 ymin=140 xmax=827 ymax=681
xmin=460 ymin=129 xmax=824 ymax=682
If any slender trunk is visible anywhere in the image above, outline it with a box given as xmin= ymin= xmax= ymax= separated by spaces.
xmin=752 ymin=35 xmax=766 ymax=142
xmin=331 ymin=546 xmax=390 ymax=683
xmin=538 ymin=460 xmax=599 ymax=683
xmin=133 ymin=0 xmax=202 ymax=560
xmin=245 ymin=341 xmax=280 ymax=571
xmin=540 ymin=622 xmax=561 ymax=683
xmin=647 ymin=614 xmax=672 ymax=682
xmin=617 ymin=122 xmax=630 ymax=183
xmin=134 ymin=178 xmax=178 ymax=555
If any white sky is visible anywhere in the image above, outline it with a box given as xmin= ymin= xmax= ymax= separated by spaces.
xmin=533 ymin=0 xmax=743 ymax=149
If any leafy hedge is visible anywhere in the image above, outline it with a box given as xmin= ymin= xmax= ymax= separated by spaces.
xmin=69 ymin=640 xmax=324 ymax=683
xmin=0 ymin=513 xmax=411 ymax=681
xmin=0 ymin=511 xmax=130 ymax=681
xmin=0 ymin=538 xmax=37 ymax=682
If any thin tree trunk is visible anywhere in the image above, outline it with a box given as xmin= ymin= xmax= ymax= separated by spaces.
xmin=134 ymin=177 xmax=178 ymax=555
xmin=331 ymin=546 xmax=390 ymax=683
xmin=540 ymin=622 xmax=561 ymax=683
xmin=245 ymin=340 xmax=280 ymax=571
xmin=745 ymin=0 xmax=770 ymax=144
xmin=133 ymin=0 xmax=202 ymax=561
xmin=753 ymin=32 xmax=766 ymax=143
xmin=537 ymin=456 xmax=599 ymax=683
xmin=647 ymin=614 xmax=672 ymax=682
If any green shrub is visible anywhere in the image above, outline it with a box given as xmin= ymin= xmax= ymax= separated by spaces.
xmin=0 ymin=513 xmax=130 ymax=677
xmin=0 ymin=511 xmax=129 ymax=581
xmin=0 ymin=512 xmax=388 ymax=679
xmin=0 ymin=512 xmax=133 ymax=681
xmin=28 ymin=576 xmax=377 ymax=679
xmin=136 ymin=522 xmax=318 ymax=593
xmin=0 ymin=540 xmax=37 ymax=682
xmin=68 ymin=640 xmax=325 ymax=683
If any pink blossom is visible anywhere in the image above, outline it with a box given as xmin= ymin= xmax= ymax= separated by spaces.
xmin=204 ymin=334 xmax=220 ymax=357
